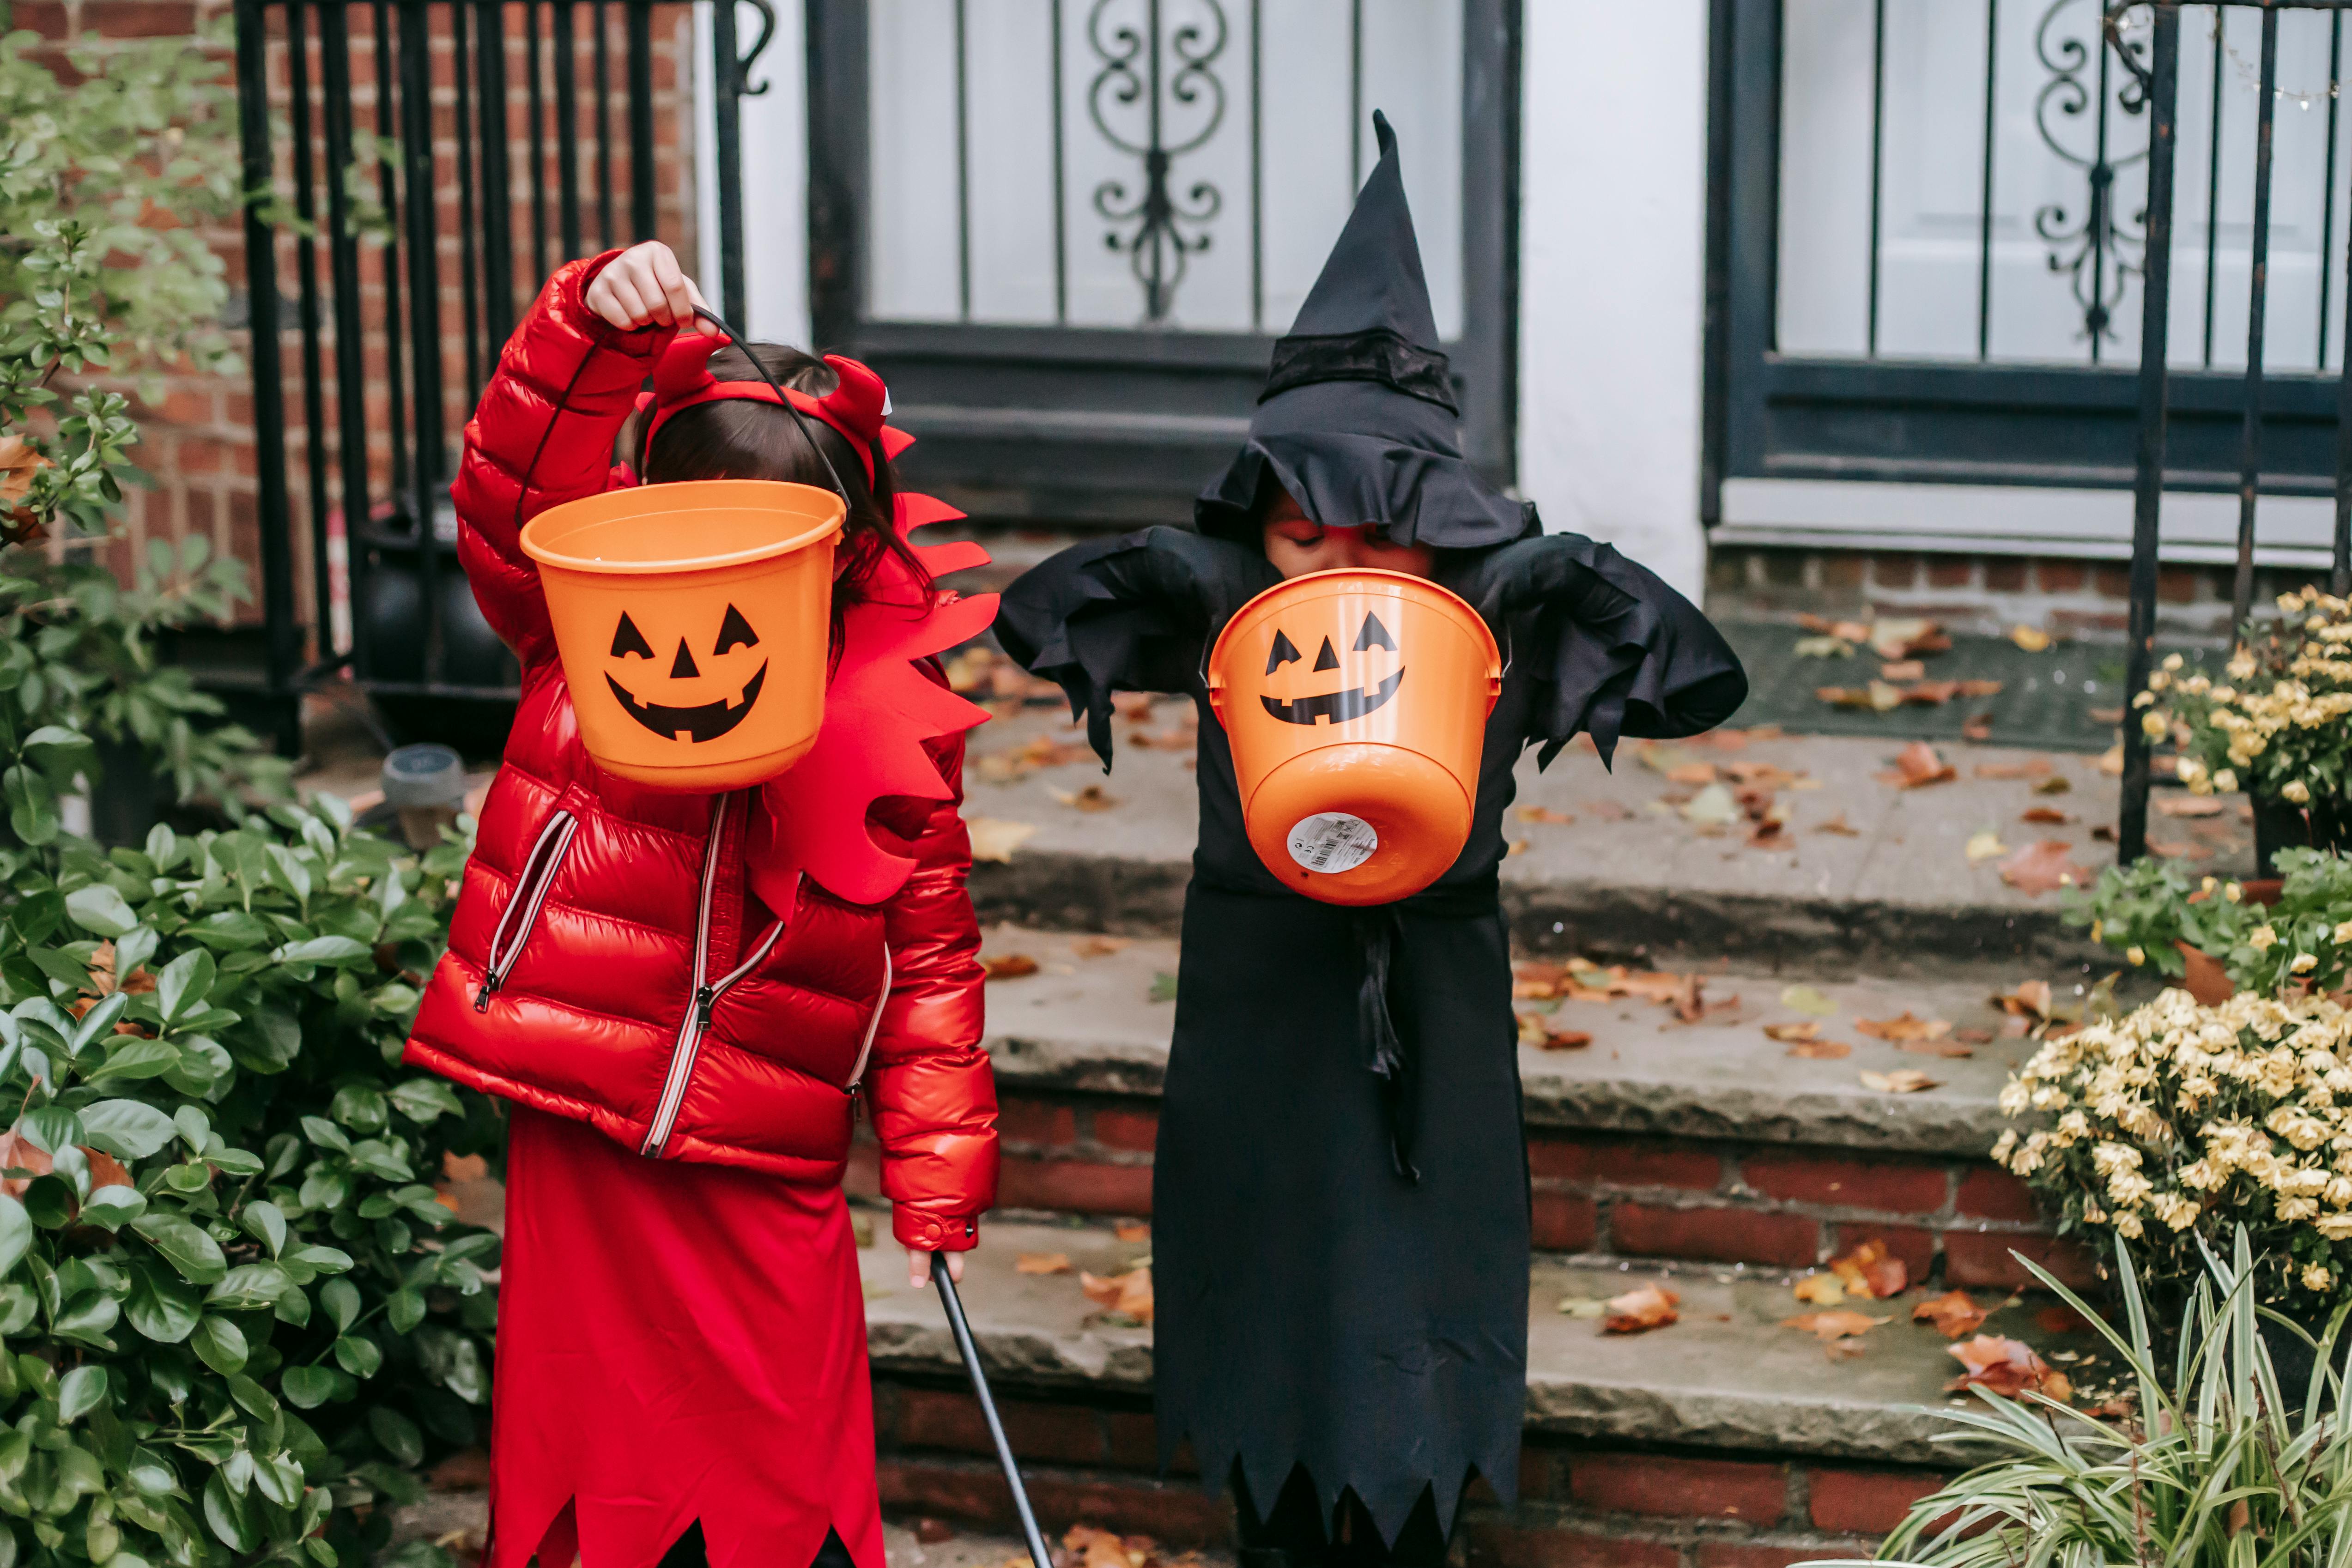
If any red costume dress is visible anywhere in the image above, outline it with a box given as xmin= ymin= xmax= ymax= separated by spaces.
xmin=406 ymin=254 xmax=1000 ymax=1568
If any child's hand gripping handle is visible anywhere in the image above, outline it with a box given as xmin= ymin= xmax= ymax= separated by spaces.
xmin=928 ymin=1258 xmax=1054 ymax=1568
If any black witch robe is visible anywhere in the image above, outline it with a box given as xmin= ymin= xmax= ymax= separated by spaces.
xmin=992 ymin=113 xmax=1747 ymax=1547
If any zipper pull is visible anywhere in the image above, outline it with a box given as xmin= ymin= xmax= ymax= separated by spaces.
xmin=474 ymin=972 xmax=502 ymax=1012
xmin=693 ymin=984 xmax=716 ymax=1026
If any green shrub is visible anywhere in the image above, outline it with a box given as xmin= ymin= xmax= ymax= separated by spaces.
xmin=2064 ymin=848 xmax=2352 ymax=997
xmin=0 ymin=796 xmax=501 ymax=1568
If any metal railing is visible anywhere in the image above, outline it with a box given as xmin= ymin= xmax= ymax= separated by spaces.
xmin=2113 ymin=0 xmax=2352 ymax=861
xmin=232 ymin=0 xmax=774 ymax=746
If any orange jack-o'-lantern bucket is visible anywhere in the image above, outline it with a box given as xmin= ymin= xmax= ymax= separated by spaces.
xmin=521 ymin=479 xmax=844 ymax=792
xmin=1207 ymin=569 xmax=1500 ymax=906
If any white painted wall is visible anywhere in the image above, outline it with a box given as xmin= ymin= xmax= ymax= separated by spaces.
xmin=1516 ymin=0 xmax=1713 ymax=602
xmin=695 ymin=0 xmax=812 ymax=349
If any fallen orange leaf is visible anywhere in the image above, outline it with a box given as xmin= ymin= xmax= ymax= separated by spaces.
xmin=1814 ymin=811 xmax=1862 ymax=836
xmin=1998 ymin=839 xmax=2090 ymax=896
xmin=983 ymin=954 xmax=1042 ymax=981
xmin=1791 ymin=1273 xmax=1847 ymax=1305
xmin=1828 ymin=1239 xmax=1909 ymax=1299
xmin=1073 ymin=936 xmax=1132 ymax=958
xmin=1860 ymin=1068 xmax=1940 ymax=1094
xmin=1602 ymin=1283 xmax=1680 ymax=1334
xmin=1763 ymin=1021 xmax=1823 ymax=1043
xmin=1783 ymin=1308 xmax=1891 ymax=1343
xmin=1914 ymin=1290 xmax=1990 ymax=1338
xmin=1947 ymin=1334 xmax=2072 ymax=1400
xmin=1114 ymin=1221 xmax=1150 ymax=1243
xmin=1881 ymin=741 xmax=1958 ymax=789
xmin=2020 ymin=806 xmax=2073 ymax=825
xmin=1993 ymin=980 xmax=2053 ymax=1020
xmin=1788 ymin=1039 xmax=1853 ymax=1059
xmin=1974 ymin=759 xmax=2054 ymax=779
xmin=1015 ymin=1253 xmax=1073 ymax=1275
xmin=1079 ymin=1267 xmax=1155 ymax=1324
xmin=1516 ymin=805 xmax=1575 ymax=824
xmin=1855 ymin=1011 xmax=1952 ymax=1043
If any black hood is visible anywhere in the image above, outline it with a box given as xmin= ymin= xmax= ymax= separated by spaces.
xmin=1196 ymin=110 xmax=1528 ymax=551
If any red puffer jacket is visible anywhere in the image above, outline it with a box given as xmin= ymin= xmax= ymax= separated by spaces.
xmin=405 ymin=253 xmax=997 ymax=1251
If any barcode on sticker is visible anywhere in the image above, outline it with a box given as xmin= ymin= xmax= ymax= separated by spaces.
xmin=1287 ymin=812 xmax=1378 ymax=873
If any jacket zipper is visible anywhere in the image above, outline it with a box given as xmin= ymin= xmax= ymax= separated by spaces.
xmin=843 ymin=945 xmax=894 ymax=1092
xmin=473 ymin=810 xmax=579 ymax=1011
xmin=641 ymin=794 xmax=790 ymax=1157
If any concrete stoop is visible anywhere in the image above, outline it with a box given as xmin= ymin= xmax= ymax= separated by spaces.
xmin=852 ymin=1220 xmax=2082 ymax=1568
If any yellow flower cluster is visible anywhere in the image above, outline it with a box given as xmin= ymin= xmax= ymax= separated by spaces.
xmin=1992 ymin=987 xmax=2352 ymax=1246
xmin=2175 ymin=590 xmax=2352 ymax=797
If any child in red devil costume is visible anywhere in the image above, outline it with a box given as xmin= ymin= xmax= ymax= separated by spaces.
xmin=405 ymin=242 xmax=1001 ymax=1568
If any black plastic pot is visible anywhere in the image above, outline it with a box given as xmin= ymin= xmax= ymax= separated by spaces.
xmin=2252 ymin=792 xmax=2352 ymax=875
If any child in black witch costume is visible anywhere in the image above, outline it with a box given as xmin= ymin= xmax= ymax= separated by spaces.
xmin=994 ymin=114 xmax=1748 ymax=1568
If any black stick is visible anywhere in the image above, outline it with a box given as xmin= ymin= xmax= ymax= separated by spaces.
xmin=930 ymin=1259 xmax=1053 ymax=1568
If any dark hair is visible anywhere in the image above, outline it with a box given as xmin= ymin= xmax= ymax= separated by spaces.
xmin=636 ymin=342 xmax=930 ymax=620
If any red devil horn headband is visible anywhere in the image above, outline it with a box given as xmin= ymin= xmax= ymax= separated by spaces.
xmin=636 ymin=313 xmax=891 ymax=488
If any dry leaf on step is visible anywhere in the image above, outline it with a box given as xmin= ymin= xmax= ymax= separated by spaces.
xmin=1073 ymin=936 xmax=1131 ymax=958
xmin=983 ymin=954 xmax=1041 ymax=981
xmin=1964 ymin=830 xmax=2008 ymax=862
xmin=1764 ymin=1021 xmax=1825 ymax=1043
xmin=1602 ymin=1283 xmax=1680 ymax=1334
xmin=1975 ymin=758 xmax=2053 ymax=779
xmin=1855 ymin=1012 xmax=1952 ymax=1043
xmin=1860 ymin=1068 xmax=1940 ymax=1095
xmin=1961 ymin=713 xmax=1994 ymax=743
xmin=2020 ymin=807 xmax=2073 ymax=824
xmin=1788 ymin=1038 xmax=1853 ymax=1059
xmin=1791 ymin=1273 xmax=1847 ymax=1306
xmin=1015 ymin=1253 xmax=1073 ymax=1275
xmin=1829 ymin=1239 xmax=1910 ymax=1299
xmin=2156 ymin=795 xmax=2225 ymax=817
xmin=1998 ymin=839 xmax=2089 ymax=896
xmin=1115 ymin=1221 xmax=1151 ymax=1242
xmin=1556 ymin=1296 xmax=1607 ymax=1319
xmin=1814 ymin=812 xmax=1862 ymax=836
xmin=1080 ymin=1267 xmax=1155 ymax=1324
xmin=1946 ymin=1334 xmax=2071 ymax=1400
xmin=1879 ymin=660 xmax=1926 ymax=682
xmin=1992 ymin=980 xmax=2053 ymax=1019
xmin=1779 ymin=984 xmax=1839 ymax=1017
xmin=1880 ymin=741 xmax=1958 ymax=788
xmin=1783 ymin=1309 xmax=1890 ymax=1343
xmin=967 ymin=818 xmax=1039 ymax=863
xmin=2010 ymin=625 xmax=2053 ymax=653
xmin=1516 ymin=805 xmax=1575 ymax=824
xmin=1048 ymin=783 xmax=1121 ymax=812
xmin=2033 ymin=774 xmax=2072 ymax=795
xmin=1913 ymin=1290 xmax=1990 ymax=1338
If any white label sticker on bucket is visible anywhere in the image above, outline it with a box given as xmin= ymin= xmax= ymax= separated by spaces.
xmin=1287 ymin=812 xmax=1378 ymax=874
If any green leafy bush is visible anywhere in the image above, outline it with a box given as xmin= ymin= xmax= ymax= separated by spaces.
xmin=2065 ymin=848 xmax=2352 ymax=996
xmin=0 ymin=796 xmax=500 ymax=1567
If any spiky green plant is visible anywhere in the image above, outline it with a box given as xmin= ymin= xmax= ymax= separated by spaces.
xmin=1805 ymin=1230 xmax=2352 ymax=1568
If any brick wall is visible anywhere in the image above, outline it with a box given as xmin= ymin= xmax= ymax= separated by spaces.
xmin=871 ymin=1380 xmax=1951 ymax=1568
xmin=849 ymin=1092 xmax=2094 ymax=1294
xmin=16 ymin=0 xmax=703 ymax=648
xmin=1707 ymin=545 xmax=2318 ymax=644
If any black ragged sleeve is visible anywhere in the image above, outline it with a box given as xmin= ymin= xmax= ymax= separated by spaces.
xmin=1448 ymin=532 xmax=1748 ymax=768
xmin=991 ymin=527 xmax=1283 ymax=769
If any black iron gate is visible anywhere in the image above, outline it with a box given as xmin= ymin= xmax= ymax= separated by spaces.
xmin=233 ymin=0 xmax=773 ymax=752
xmin=2111 ymin=0 xmax=2352 ymax=860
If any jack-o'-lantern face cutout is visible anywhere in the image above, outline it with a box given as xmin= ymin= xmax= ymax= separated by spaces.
xmin=602 ymin=602 xmax=769 ymax=743
xmin=1258 ymin=611 xmax=1403 ymax=726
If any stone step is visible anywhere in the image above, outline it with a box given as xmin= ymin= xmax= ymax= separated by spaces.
xmin=852 ymin=1216 xmax=2096 ymax=1565
xmin=958 ymin=702 xmax=2225 ymax=979
xmin=901 ymin=927 xmax=2091 ymax=1293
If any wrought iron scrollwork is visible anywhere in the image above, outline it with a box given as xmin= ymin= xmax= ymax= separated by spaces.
xmin=2035 ymin=0 xmax=2154 ymax=348
xmin=729 ymin=0 xmax=778 ymax=97
xmin=1088 ymin=0 xmax=1229 ymax=322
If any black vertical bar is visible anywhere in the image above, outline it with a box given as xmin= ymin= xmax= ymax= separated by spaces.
xmin=454 ymin=6 xmax=485 ymax=408
xmin=373 ymin=0 xmax=410 ymax=502
xmin=283 ymin=0 xmax=333 ymax=665
xmin=234 ymin=0 xmax=302 ymax=740
xmin=628 ymin=0 xmax=655 ymax=241
xmin=2088 ymin=30 xmax=2112 ymax=365
xmin=2120 ymin=4 xmax=2182 ymax=868
xmin=1055 ymin=0 xmax=1070 ymax=326
xmin=2321 ymin=14 xmax=2343 ymax=369
xmin=556 ymin=2 xmax=583 ymax=260
xmin=2204 ymin=16 xmax=2225 ymax=366
xmin=1978 ymin=0 xmax=2000 ymax=359
xmin=953 ymin=0 xmax=971 ymax=321
xmin=1248 ymin=0 xmax=1260 ymax=332
xmin=527 ymin=1 xmax=550 ymax=281
xmin=478 ymin=0 xmax=518 ymax=347
xmin=2336 ymin=189 xmax=2352 ymax=593
xmin=1699 ymin=0 xmax=1736 ymax=526
xmin=319 ymin=3 xmax=371 ymax=670
xmin=2231 ymin=3 xmax=2279 ymax=636
xmin=1867 ymin=0 xmax=1886 ymax=356
xmin=595 ymin=0 xmax=615 ymax=247
xmin=713 ymin=0 xmax=746 ymax=322
xmin=398 ymin=0 xmax=448 ymax=688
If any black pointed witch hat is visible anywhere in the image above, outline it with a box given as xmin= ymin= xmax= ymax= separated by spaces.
xmin=1195 ymin=110 xmax=1529 ymax=550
